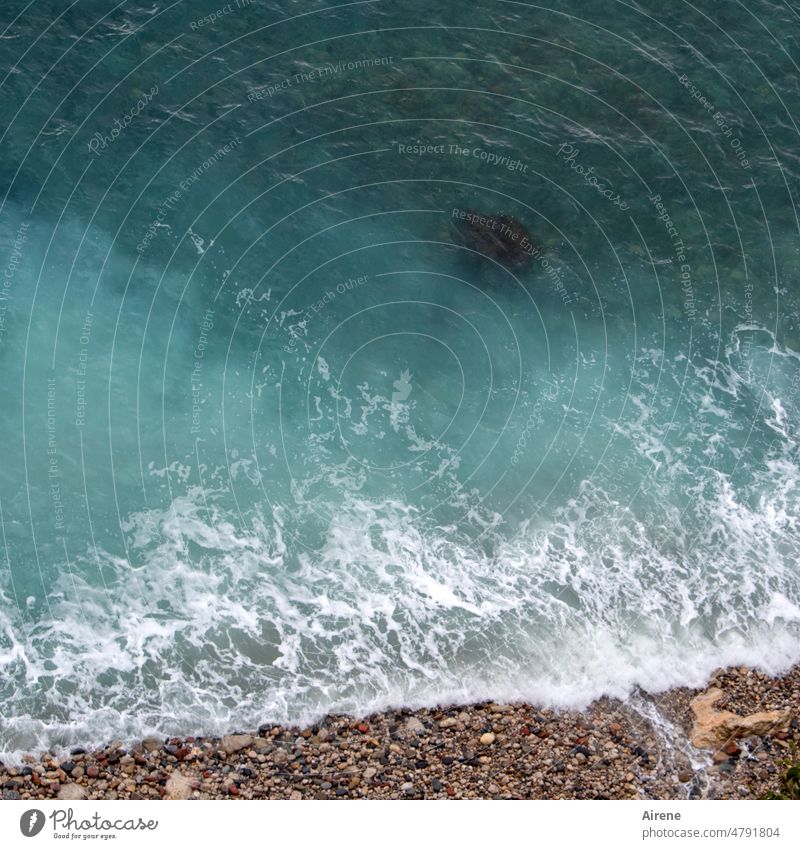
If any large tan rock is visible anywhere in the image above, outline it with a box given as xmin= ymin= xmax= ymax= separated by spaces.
xmin=404 ymin=717 xmax=425 ymax=734
xmin=142 ymin=736 xmax=162 ymax=752
xmin=165 ymin=773 xmax=195 ymax=800
xmin=221 ymin=733 xmax=253 ymax=754
xmin=690 ymin=687 xmax=791 ymax=749
xmin=57 ymin=783 xmax=86 ymax=800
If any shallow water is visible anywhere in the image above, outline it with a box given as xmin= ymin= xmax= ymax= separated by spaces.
xmin=0 ymin=0 xmax=799 ymax=756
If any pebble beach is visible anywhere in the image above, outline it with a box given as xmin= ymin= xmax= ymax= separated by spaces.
xmin=2 ymin=665 xmax=797 ymax=801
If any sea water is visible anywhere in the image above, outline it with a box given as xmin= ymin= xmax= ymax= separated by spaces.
xmin=0 ymin=0 xmax=799 ymax=756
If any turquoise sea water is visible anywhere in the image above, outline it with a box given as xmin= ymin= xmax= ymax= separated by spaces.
xmin=1 ymin=0 xmax=799 ymax=756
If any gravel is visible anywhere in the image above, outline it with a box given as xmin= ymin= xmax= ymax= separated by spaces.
xmin=1 ymin=665 xmax=796 ymax=800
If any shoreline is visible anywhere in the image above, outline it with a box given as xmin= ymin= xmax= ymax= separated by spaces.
xmin=1 ymin=665 xmax=797 ymax=800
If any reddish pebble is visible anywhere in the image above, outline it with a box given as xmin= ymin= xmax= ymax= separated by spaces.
xmin=446 ymin=785 xmax=455 ymax=797
xmin=724 ymin=741 xmax=741 ymax=756
xmin=576 ymin=735 xmax=589 ymax=745
xmin=86 ymin=766 xmax=99 ymax=779
xmin=228 ymin=785 xmax=239 ymax=796
xmin=357 ymin=723 xmax=369 ymax=734
xmin=520 ymin=726 xmax=531 ymax=736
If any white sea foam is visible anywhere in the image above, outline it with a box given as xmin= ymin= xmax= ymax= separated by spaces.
xmin=1 ymin=429 xmax=798 ymax=760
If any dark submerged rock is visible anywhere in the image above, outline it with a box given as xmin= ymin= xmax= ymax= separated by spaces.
xmin=452 ymin=209 xmax=538 ymax=268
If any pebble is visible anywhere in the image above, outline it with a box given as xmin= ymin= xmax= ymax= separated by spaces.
xmin=479 ymin=732 xmax=496 ymax=746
